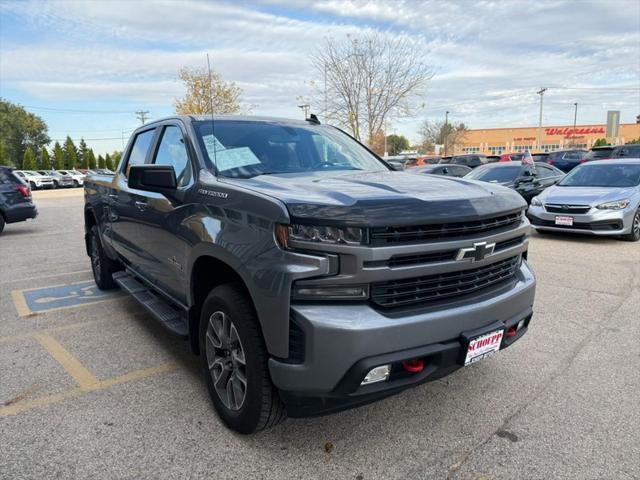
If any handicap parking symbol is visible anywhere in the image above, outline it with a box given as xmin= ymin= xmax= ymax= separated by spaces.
xmin=12 ymin=280 xmax=122 ymax=315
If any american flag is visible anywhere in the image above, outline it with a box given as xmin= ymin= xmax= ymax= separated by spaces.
xmin=522 ymin=150 xmax=534 ymax=165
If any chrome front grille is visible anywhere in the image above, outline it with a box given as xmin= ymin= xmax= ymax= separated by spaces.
xmin=544 ymin=204 xmax=591 ymax=214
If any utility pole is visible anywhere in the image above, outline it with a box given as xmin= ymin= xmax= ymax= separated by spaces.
xmin=383 ymin=118 xmax=388 ymax=158
xmin=135 ymin=110 xmax=149 ymax=125
xmin=536 ymin=88 xmax=547 ymax=151
xmin=444 ymin=110 xmax=450 ymax=156
xmin=572 ymin=102 xmax=578 ymax=145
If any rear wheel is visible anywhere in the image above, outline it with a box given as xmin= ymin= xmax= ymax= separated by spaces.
xmin=53 ymin=180 xmax=59 ymax=188
xmin=199 ymin=284 xmax=285 ymax=433
xmin=73 ymin=180 xmax=79 ymax=187
xmin=622 ymin=209 xmax=640 ymax=242
xmin=0 ymin=215 xmax=5 ymax=234
xmin=29 ymin=182 xmax=36 ymax=190
xmin=89 ymin=225 xmax=121 ymax=289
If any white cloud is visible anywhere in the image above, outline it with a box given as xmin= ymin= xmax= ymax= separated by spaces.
xmin=0 ymin=0 xmax=638 ymax=152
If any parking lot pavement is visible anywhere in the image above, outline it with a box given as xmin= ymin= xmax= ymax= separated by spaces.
xmin=1 ymin=190 xmax=639 ymax=480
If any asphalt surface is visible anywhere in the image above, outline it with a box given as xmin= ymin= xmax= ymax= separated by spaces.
xmin=1 ymin=189 xmax=639 ymax=480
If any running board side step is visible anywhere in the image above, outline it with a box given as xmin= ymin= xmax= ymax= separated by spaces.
xmin=113 ymin=271 xmax=188 ymax=337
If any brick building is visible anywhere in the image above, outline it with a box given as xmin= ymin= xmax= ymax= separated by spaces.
xmin=457 ymin=123 xmax=640 ymax=155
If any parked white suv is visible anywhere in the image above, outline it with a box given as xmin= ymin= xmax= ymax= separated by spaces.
xmin=13 ymin=170 xmax=55 ymax=190
xmin=57 ymin=170 xmax=86 ymax=187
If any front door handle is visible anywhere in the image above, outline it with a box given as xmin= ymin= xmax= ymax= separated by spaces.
xmin=135 ymin=200 xmax=148 ymax=211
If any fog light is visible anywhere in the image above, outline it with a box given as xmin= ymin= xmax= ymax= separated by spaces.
xmin=360 ymin=365 xmax=391 ymax=385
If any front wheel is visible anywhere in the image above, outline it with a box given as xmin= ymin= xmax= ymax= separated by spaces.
xmin=622 ymin=209 xmax=640 ymax=242
xmin=199 ymin=284 xmax=285 ymax=433
xmin=73 ymin=180 xmax=79 ymax=188
xmin=0 ymin=215 xmax=5 ymax=234
xmin=30 ymin=182 xmax=37 ymax=190
xmin=89 ymin=225 xmax=121 ymax=289
xmin=53 ymin=180 xmax=59 ymax=189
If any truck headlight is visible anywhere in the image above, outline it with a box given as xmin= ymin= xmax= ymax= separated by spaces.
xmin=277 ymin=224 xmax=364 ymax=247
xmin=596 ymin=199 xmax=630 ymax=210
xmin=530 ymin=196 xmax=542 ymax=207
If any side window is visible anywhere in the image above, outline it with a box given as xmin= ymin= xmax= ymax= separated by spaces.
xmin=152 ymin=126 xmax=192 ymax=187
xmin=535 ymin=165 xmax=554 ymax=178
xmin=0 ymin=171 xmax=10 ymax=184
xmin=564 ymin=151 xmax=580 ymax=160
xmin=125 ymin=129 xmax=155 ymax=175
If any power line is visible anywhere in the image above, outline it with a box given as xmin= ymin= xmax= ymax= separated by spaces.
xmin=23 ymin=105 xmax=133 ymax=114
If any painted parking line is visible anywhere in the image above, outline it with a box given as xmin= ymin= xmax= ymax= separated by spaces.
xmin=12 ymin=280 xmax=123 ymax=316
xmin=0 ymin=362 xmax=179 ymax=417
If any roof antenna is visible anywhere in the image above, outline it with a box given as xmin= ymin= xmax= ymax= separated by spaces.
xmin=307 ymin=113 xmax=321 ymax=125
xmin=206 ymin=53 xmax=218 ymax=175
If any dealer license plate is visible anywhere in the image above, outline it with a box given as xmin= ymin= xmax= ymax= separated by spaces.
xmin=464 ymin=329 xmax=504 ymax=366
xmin=555 ymin=215 xmax=574 ymax=226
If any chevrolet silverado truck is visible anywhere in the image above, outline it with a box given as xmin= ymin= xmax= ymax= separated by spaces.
xmin=84 ymin=115 xmax=536 ymax=433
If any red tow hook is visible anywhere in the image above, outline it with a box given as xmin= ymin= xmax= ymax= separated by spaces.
xmin=401 ymin=358 xmax=424 ymax=373
xmin=506 ymin=326 xmax=517 ymax=338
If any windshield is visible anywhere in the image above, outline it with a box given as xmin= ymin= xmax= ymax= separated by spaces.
xmin=558 ymin=164 xmax=640 ymax=187
xmin=194 ymin=120 xmax=388 ymax=178
xmin=465 ymin=165 xmax=521 ymax=183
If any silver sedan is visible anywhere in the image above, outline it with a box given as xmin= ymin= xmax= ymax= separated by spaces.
xmin=527 ymin=159 xmax=640 ymax=241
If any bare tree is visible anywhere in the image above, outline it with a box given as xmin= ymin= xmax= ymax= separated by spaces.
xmin=311 ymin=33 xmax=433 ymax=145
xmin=418 ymin=119 xmax=468 ymax=154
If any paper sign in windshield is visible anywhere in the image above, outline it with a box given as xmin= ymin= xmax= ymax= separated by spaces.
xmin=214 ymin=147 xmax=261 ymax=171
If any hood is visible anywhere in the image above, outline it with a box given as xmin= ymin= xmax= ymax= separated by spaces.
xmin=540 ymin=185 xmax=637 ymax=206
xmin=222 ymin=171 xmax=526 ymax=226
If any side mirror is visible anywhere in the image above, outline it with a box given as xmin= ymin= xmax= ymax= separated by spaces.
xmin=128 ymin=165 xmax=177 ymax=193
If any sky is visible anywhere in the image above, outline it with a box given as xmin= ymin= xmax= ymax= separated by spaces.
xmin=1 ymin=0 xmax=639 ymax=155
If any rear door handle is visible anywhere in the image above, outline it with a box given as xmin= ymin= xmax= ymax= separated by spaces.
xmin=135 ymin=201 xmax=148 ymax=211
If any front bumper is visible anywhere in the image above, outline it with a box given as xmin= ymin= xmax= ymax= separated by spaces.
xmin=527 ymin=205 xmax=635 ymax=236
xmin=269 ymin=260 xmax=535 ymax=415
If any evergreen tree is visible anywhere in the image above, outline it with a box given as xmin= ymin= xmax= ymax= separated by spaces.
xmin=53 ymin=141 xmax=65 ymax=170
xmin=98 ymin=154 xmax=106 ymax=169
xmin=105 ymin=153 xmax=114 ymax=171
xmin=88 ymin=149 xmax=97 ymax=169
xmin=78 ymin=138 xmax=88 ymax=169
xmin=81 ymin=149 xmax=90 ymax=169
xmin=63 ymin=136 xmax=77 ymax=169
xmin=39 ymin=147 xmax=51 ymax=170
xmin=23 ymin=146 xmax=37 ymax=170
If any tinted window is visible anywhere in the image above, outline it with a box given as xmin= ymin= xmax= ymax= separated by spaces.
xmin=0 ymin=170 xmax=11 ymax=184
xmin=194 ymin=120 xmax=386 ymax=178
xmin=535 ymin=165 xmax=555 ymax=178
xmin=584 ymin=148 xmax=613 ymax=161
xmin=564 ymin=151 xmax=582 ymax=160
xmin=613 ymin=145 xmax=640 ymax=158
xmin=559 ymin=164 xmax=640 ymax=187
xmin=126 ymin=129 xmax=155 ymax=174
xmin=153 ymin=126 xmax=191 ymax=187
xmin=466 ymin=165 xmax=521 ymax=183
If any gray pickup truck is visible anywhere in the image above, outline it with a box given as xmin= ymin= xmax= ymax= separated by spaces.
xmin=84 ymin=115 xmax=536 ymax=433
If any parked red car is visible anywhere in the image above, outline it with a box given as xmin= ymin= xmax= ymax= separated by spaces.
xmin=499 ymin=152 xmax=526 ymax=162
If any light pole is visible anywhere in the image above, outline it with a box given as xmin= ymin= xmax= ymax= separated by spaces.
xmin=298 ymin=104 xmax=310 ymax=120
xmin=536 ymin=88 xmax=547 ymax=151
xmin=444 ymin=110 xmax=450 ymax=156
xmin=572 ymin=102 xmax=578 ymax=145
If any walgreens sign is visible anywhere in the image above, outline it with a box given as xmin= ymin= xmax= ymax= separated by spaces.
xmin=545 ymin=126 xmax=605 ymax=139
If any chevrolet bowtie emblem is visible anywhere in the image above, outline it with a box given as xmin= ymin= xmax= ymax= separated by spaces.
xmin=456 ymin=241 xmax=496 ymax=262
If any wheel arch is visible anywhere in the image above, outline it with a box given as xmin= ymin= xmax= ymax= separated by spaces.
xmin=187 ymin=247 xmax=258 ymax=356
